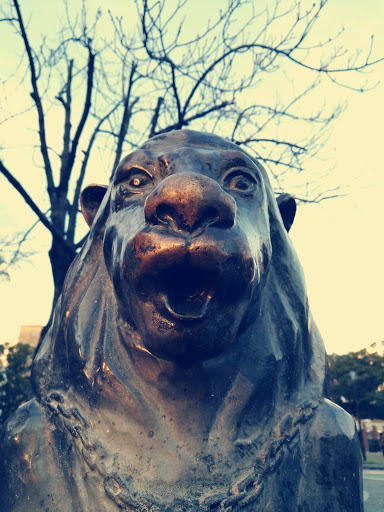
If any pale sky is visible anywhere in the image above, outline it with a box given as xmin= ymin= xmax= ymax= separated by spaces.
xmin=0 ymin=0 xmax=383 ymax=354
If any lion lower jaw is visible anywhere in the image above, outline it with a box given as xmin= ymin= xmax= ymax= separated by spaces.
xmin=163 ymin=291 xmax=211 ymax=320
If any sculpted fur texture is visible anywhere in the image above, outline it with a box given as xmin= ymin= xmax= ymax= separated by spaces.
xmin=0 ymin=130 xmax=362 ymax=511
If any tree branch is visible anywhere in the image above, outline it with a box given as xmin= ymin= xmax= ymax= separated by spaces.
xmin=149 ymin=97 xmax=164 ymax=137
xmin=0 ymin=160 xmax=72 ymax=254
xmin=59 ymin=60 xmax=73 ymax=174
xmin=182 ymin=41 xmax=383 ymax=115
xmin=62 ymin=46 xmax=95 ymax=190
xmin=154 ymin=101 xmax=230 ymax=134
xmin=12 ymin=0 xmax=54 ymax=195
xmin=234 ymin=137 xmax=306 ymax=152
xmin=66 ymin=102 xmax=122 ymax=243
xmin=112 ymin=62 xmax=138 ymax=172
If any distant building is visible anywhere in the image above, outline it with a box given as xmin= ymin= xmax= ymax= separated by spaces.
xmin=18 ymin=325 xmax=43 ymax=347
xmin=361 ymin=419 xmax=384 ymax=434
xmin=367 ymin=340 xmax=384 ymax=356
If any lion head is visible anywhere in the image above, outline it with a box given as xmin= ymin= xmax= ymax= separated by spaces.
xmin=94 ymin=130 xmax=273 ymax=365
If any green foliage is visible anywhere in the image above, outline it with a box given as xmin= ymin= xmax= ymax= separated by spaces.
xmin=0 ymin=342 xmax=34 ymax=424
xmin=328 ymin=349 xmax=384 ymax=419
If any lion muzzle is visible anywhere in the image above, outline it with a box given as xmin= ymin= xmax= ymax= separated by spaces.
xmin=117 ymin=172 xmax=257 ymax=363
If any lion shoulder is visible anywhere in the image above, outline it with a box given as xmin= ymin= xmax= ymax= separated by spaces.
xmin=1 ymin=399 xmax=114 ymax=512
xmin=0 ymin=399 xmax=51 ymax=510
xmin=314 ymin=398 xmax=357 ymax=439
xmin=0 ymin=399 xmax=78 ymax=511
xmin=298 ymin=399 xmax=363 ymax=511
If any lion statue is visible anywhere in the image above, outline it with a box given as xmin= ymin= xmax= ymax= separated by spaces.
xmin=0 ymin=130 xmax=362 ymax=511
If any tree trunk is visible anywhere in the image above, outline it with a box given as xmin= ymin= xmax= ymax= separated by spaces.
xmin=49 ymin=239 xmax=76 ymax=308
xmin=38 ymin=238 xmax=76 ymax=345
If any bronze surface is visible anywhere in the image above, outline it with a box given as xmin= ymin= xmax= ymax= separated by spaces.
xmin=0 ymin=130 xmax=362 ymax=511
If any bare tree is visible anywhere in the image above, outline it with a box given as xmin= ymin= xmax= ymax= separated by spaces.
xmin=0 ymin=0 xmax=382 ymax=316
xmin=0 ymin=230 xmax=36 ymax=282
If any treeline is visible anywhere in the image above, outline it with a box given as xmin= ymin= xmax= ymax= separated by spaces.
xmin=328 ymin=349 xmax=384 ymax=419
xmin=0 ymin=343 xmax=34 ymax=425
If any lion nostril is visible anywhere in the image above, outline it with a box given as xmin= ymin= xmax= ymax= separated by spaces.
xmin=204 ymin=207 xmax=219 ymax=225
xmin=192 ymin=207 xmax=219 ymax=232
xmin=203 ymin=203 xmax=236 ymax=230
xmin=155 ymin=204 xmax=178 ymax=229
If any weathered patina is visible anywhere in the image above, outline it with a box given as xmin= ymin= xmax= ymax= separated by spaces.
xmin=0 ymin=130 xmax=362 ymax=511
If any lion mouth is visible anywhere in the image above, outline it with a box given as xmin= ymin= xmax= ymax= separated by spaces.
xmin=127 ymin=232 xmax=256 ymax=325
xmin=160 ymin=266 xmax=216 ymax=320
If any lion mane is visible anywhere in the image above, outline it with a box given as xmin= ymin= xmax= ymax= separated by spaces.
xmin=1 ymin=130 xmax=362 ymax=512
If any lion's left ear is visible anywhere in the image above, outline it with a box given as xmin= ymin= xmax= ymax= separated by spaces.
xmin=276 ymin=193 xmax=296 ymax=232
xmin=80 ymin=184 xmax=108 ymax=227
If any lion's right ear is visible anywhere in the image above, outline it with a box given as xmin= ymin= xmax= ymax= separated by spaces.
xmin=80 ymin=184 xmax=108 ymax=227
xmin=276 ymin=193 xmax=296 ymax=232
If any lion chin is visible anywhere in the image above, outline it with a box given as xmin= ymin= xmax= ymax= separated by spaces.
xmin=0 ymin=130 xmax=362 ymax=512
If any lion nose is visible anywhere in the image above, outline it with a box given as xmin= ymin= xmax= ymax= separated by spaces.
xmin=144 ymin=173 xmax=236 ymax=233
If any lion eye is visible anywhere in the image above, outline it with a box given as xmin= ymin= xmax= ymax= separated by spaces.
xmin=121 ymin=168 xmax=154 ymax=191
xmin=129 ymin=176 xmax=149 ymax=188
xmin=224 ymin=170 xmax=257 ymax=194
